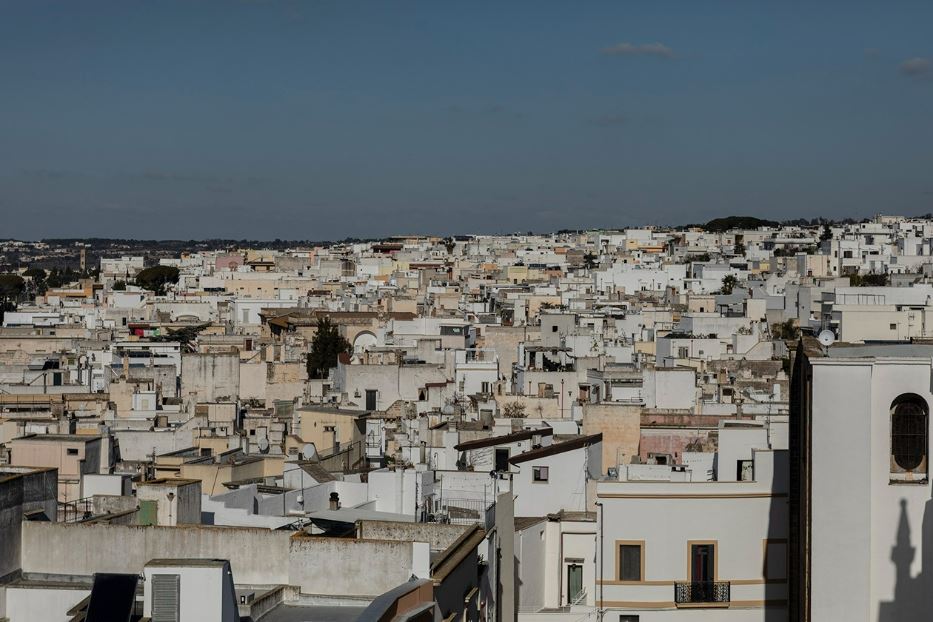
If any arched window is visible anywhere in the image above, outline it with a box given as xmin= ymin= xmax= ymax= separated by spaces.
xmin=891 ymin=394 xmax=928 ymax=474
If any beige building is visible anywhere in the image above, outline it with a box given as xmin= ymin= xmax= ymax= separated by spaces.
xmin=155 ymin=447 xmax=285 ymax=495
xmin=297 ymin=406 xmax=366 ymax=453
xmin=9 ymin=434 xmax=102 ymax=502
xmin=582 ymin=402 xmax=641 ymax=470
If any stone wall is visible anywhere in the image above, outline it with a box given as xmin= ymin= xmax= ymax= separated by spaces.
xmin=582 ymin=403 xmax=641 ymax=469
xmin=21 ymin=522 xmax=290 ymax=585
xmin=357 ymin=520 xmax=468 ymax=552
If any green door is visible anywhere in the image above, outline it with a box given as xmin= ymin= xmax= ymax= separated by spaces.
xmin=139 ymin=500 xmax=158 ymax=526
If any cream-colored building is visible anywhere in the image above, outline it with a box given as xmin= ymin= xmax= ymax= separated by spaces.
xmin=9 ymin=434 xmax=102 ymax=502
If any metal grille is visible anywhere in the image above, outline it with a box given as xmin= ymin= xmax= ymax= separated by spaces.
xmin=892 ymin=400 xmax=927 ymax=472
xmin=619 ymin=545 xmax=641 ymax=581
xmin=151 ymin=574 xmax=180 ymax=622
xmin=673 ymin=581 xmax=730 ymax=604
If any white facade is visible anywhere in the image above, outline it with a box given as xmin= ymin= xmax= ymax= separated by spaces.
xmin=596 ymin=448 xmax=788 ymax=620
xmin=511 ymin=437 xmax=602 ymax=517
xmin=143 ymin=559 xmax=239 ymax=622
xmin=807 ymin=353 xmax=933 ymax=622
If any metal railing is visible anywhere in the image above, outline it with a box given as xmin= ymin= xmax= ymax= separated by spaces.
xmin=674 ymin=581 xmax=730 ymax=605
xmin=58 ymin=497 xmax=93 ymax=523
xmin=570 ymin=588 xmax=587 ymax=605
xmin=438 ymin=497 xmax=492 ymax=525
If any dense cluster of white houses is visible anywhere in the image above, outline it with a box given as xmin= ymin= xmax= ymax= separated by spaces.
xmin=2 ymin=215 xmax=933 ymax=621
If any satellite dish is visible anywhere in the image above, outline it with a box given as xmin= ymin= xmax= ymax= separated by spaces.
xmin=818 ymin=330 xmax=836 ymax=348
xmin=301 ymin=443 xmax=317 ymax=460
xmin=257 ymin=437 xmax=270 ymax=454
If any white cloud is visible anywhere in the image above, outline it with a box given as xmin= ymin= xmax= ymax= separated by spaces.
xmin=900 ymin=57 xmax=931 ymax=78
xmin=601 ymin=42 xmax=675 ymax=59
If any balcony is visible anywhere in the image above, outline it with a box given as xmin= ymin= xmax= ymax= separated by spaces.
xmin=674 ymin=581 xmax=730 ymax=607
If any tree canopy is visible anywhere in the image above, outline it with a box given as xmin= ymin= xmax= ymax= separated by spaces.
xmin=0 ymin=274 xmax=25 ymax=324
xmin=849 ymin=273 xmax=889 ymax=287
xmin=0 ymin=274 xmax=25 ymax=300
xmin=720 ymin=274 xmax=738 ymax=295
xmin=135 ymin=266 xmax=180 ymax=295
xmin=23 ymin=267 xmax=47 ymax=281
xmin=306 ymin=317 xmax=351 ymax=379
xmin=703 ymin=216 xmax=779 ymax=232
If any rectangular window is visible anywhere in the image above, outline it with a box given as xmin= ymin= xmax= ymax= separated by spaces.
xmin=890 ymin=323 xmax=897 ymax=330
xmin=619 ymin=616 xmax=640 ymax=622
xmin=66 ymin=448 xmax=79 ymax=456
xmin=618 ymin=543 xmax=643 ymax=581
xmin=533 ymin=466 xmax=549 ymax=482
xmin=495 ymin=448 xmax=510 ymax=472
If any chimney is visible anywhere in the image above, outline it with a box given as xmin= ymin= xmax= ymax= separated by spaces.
xmin=329 ymin=492 xmax=340 ymax=511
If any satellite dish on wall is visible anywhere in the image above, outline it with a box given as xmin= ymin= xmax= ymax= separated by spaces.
xmin=302 ymin=443 xmax=317 ymax=460
xmin=257 ymin=437 xmax=270 ymax=454
xmin=818 ymin=329 xmax=836 ymax=348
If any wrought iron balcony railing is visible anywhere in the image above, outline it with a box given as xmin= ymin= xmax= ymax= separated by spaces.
xmin=674 ymin=581 xmax=730 ymax=605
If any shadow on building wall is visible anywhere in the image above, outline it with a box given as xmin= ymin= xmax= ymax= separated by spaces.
xmin=763 ymin=451 xmax=789 ymax=622
xmin=878 ymin=495 xmax=933 ymax=621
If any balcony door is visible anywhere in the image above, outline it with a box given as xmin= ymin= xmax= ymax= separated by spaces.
xmin=690 ymin=543 xmax=715 ymax=583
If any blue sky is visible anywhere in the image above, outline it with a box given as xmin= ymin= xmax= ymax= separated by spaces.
xmin=1 ymin=0 xmax=932 ymax=239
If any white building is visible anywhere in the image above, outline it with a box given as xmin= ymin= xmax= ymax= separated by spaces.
xmin=595 ymin=429 xmax=788 ymax=620
xmin=509 ymin=433 xmax=602 ymax=517
xmin=792 ymin=342 xmax=933 ymax=622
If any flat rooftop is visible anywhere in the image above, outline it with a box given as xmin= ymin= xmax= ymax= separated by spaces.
xmin=12 ymin=434 xmax=101 ymax=443
xmin=260 ymin=604 xmax=368 ymax=622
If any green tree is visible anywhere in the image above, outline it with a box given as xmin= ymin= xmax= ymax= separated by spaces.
xmin=23 ymin=267 xmax=47 ymax=282
xmin=0 ymin=274 xmax=25 ymax=323
xmin=819 ymin=224 xmax=833 ymax=242
xmin=112 ymin=280 xmax=127 ymax=291
xmin=720 ymin=274 xmax=738 ymax=295
xmin=583 ymin=252 xmax=598 ymax=269
xmin=0 ymin=274 xmax=25 ymax=300
xmin=772 ymin=319 xmax=800 ymax=340
xmin=152 ymin=322 xmax=210 ymax=351
xmin=306 ymin=317 xmax=351 ymax=379
xmin=134 ymin=266 xmax=180 ymax=295
xmin=849 ymin=273 xmax=889 ymax=287
xmin=44 ymin=266 xmax=81 ymax=289
xmin=22 ymin=268 xmax=47 ymax=296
